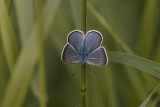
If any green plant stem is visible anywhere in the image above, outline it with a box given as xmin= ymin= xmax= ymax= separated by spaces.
xmin=81 ymin=64 xmax=86 ymax=107
xmin=81 ymin=0 xmax=86 ymax=107
xmin=35 ymin=0 xmax=46 ymax=107
xmin=82 ymin=0 xmax=86 ymax=33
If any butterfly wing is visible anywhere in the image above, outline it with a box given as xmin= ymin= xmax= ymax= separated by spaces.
xmin=86 ymin=47 xmax=108 ymax=66
xmin=61 ymin=43 xmax=80 ymax=64
xmin=84 ymin=30 xmax=102 ymax=54
xmin=68 ymin=30 xmax=84 ymax=53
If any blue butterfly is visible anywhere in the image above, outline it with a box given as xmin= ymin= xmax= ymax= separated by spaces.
xmin=61 ymin=30 xmax=108 ymax=66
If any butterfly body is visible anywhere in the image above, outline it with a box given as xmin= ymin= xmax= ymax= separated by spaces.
xmin=79 ymin=46 xmax=88 ymax=64
xmin=61 ymin=30 xmax=108 ymax=66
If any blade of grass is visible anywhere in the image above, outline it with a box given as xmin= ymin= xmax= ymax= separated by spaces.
xmin=0 ymin=0 xmax=17 ymax=74
xmin=2 ymin=0 xmax=61 ymax=107
xmin=0 ymin=50 xmax=10 ymax=105
xmin=5 ymin=0 xmax=12 ymax=12
xmin=88 ymin=2 xmax=147 ymax=100
xmin=138 ymin=0 xmax=158 ymax=58
xmin=124 ymin=67 xmax=147 ymax=100
xmin=31 ymin=71 xmax=43 ymax=102
xmin=31 ymin=0 xmax=62 ymax=98
xmin=148 ymin=97 xmax=160 ymax=107
xmin=2 ymin=24 xmax=38 ymax=107
xmin=43 ymin=0 xmax=62 ymax=35
xmin=87 ymin=2 xmax=133 ymax=54
xmin=109 ymin=52 xmax=160 ymax=79
xmin=137 ymin=0 xmax=160 ymax=90
xmin=140 ymin=84 xmax=160 ymax=107
xmin=14 ymin=0 xmax=34 ymax=44
xmin=35 ymin=0 xmax=47 ymax=106
xmin=155 ymin=36 xmax=160 ymax=62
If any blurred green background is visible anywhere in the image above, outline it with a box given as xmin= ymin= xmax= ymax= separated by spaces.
xmin=0 ymin=0 xmax=160 ymax=107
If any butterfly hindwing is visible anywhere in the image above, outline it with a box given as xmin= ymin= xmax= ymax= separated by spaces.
xmin=86 ymin=47 xmax=108 ymax=66
xmin=62 ymin=43 xmax=80 ymax=64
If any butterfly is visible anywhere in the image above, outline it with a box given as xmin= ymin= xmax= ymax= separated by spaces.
xmin=61 ymin=30 xmax=108 ymax=66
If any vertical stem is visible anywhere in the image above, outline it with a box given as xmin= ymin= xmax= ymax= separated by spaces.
xmin=81 ymin=0 xmax=86 ymax=107
xmin=82 ymin=0 xmax=86 ymax=33
xmin=81 ymin=64 xmax=86 ymax=107
xmin=35 ymin=0 xmax=47 ymax=107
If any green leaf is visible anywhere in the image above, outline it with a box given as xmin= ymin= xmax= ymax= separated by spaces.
xmin=109 ymin=52 xmax=160 ymax=79
xmin=2 ymin=0 xmax=61 ymax=107
xmin=140 ymin=84 xmax=160 ymax=107
xmin=0 ymin=0 xmax=17 ymax=73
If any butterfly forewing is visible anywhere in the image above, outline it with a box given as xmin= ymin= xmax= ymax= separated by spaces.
xmin=62 ymin=44 xmax=80 ymax=64
xmin=68 ymin=30 xmax=84 ymax=53
xmin=86 ymin=47 xmax=108 ymax=66
xmin=84 ymin=30 xmax=102 ymax=54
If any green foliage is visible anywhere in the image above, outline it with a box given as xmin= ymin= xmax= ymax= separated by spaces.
xmin=109 ymin=52 xmax=160 ymax=79
xmin=0 ymin=0 xmax=160 ymax=107
xmin=140 ymin=84 xmax=160 ymax=107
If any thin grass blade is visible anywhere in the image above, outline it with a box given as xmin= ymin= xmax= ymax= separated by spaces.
xmin=155 ymin=36 xmax=160 ymax=62
xmin=0 ymin=0 xmax=17 ymax=74
xmin=2 ymin=0 xmax=61 ymax=107
xmin=35 ymin=0 xmax=47 ymax=106
xmin=5 ymin=0 xmax=12 ymax=12
xmin=0 ymin=50 xmax=10 ymax=105
xmin=140 ymin=84 xmax=160 ymax=107
xmin=138 ymin=0 xmax=159 ymax=58
xmin=88 ymin=2 xmax=148 ymax=100
xmin=14 ymin=0 xmax=34 ymax=44
xmin=87 ymin=2 xmax=133 ymax=54
xmin=109 ymin=52 xmax=160 ymax=79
